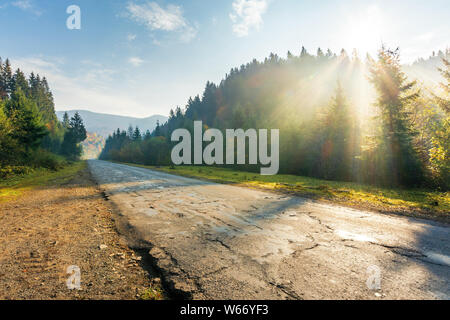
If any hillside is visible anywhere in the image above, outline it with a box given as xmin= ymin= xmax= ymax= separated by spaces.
xmin=56 ymin=110 xmax=168 ymax=138
xmin=56 ymin=110 xmax=167 ymax=159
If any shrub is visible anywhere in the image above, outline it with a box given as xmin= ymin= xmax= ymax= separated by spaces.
xmin=30 ymin=149 xmax=68 ymax=171
xmin=0 ymin=165 xmax=34 ymax=179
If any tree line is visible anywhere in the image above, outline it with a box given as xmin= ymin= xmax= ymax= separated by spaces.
xmin=100 ymin=46 xmax=449 ymax=189
xmin=0 ymin=57 xmax=87 ymax=176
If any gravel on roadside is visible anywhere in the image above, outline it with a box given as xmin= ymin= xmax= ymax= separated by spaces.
xmin=0 ymin=167 xmax=164 ymax=300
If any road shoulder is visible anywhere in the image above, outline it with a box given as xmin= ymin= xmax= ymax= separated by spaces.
xmin=0 ymin=163 xmax=163 ymax=300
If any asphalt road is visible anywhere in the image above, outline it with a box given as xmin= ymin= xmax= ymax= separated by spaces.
xmin=88 ymin=160 xmax=450 ymax=299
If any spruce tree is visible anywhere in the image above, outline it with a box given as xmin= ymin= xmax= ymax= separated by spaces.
xmin=436 ymin=58 xmax=450 ymax=114
xmin=4 ymin=89 xmax=48 ymax=154
xmin=3 ymin=59 xmax=12 ymax=97
xmin=127 ymin=125 xmax=134 ymax=139
xmin=133 ymin=126 xmax=142 ymax=141
xmin=61 ymin=112 xmax=87 ymax=159
xmin=319 ymin=82 xmax=356 ymax=181
xmin=368 ymin=47 xmax=423 ymax=186
xmin=62 ymin=112 xmax=70 ymax=128
xmin=153 ymin=120 xmax=161 ymax=137
xmin=11 ymin=69 xmax=30 ymax=96
xmin=429 ymin=58 xmax=450 ymax=187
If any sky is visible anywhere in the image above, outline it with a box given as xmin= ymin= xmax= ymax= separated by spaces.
xmin=0 ymin=0 xmax=449 ymax=118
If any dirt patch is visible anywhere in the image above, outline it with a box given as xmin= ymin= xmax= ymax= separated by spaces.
xmin=0 ymin=167 xmax=163 ymax=300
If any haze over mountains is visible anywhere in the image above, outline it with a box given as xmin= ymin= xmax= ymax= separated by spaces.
xmin=56 ymin=110 xmax=168 ymax=159
xmin=56 ymin=110 xmax=168 ymax=138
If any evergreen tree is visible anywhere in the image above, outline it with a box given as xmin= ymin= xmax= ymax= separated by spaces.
xmin=0 ymin=58 xmax=13 ymax=100
xmin=144 ymin=129 xmax=151 ymax=140
xmin=436 ymin=58 xmax=450 ymax=113
xmin=0 ymin=101 xmax=18 ymax=165
xmin=127 ymin=125 xmax=134 ymax=139
xmin=11 ymin=69 xmax=30 ymax=96
xmin=69 ymin=112 xmax=87 ymax=142
xmin=429 ymin=58 xmax=450 ymax=187
xmin=153 ymin=120 xmax=161 ymax=137
xmin=300 ymin=46 xmax=308 ymax=58
xmin=4 ymin=89 xmax=48 ymax=154
xmin=368 ymin=47 xmax=424 ymax=186
xmin=318 ymin=82 xmax=356 ymax=181
xmin=62 ymin=112 xmax=70 ymax=128
xmin=3 ymin=59 xmax=12 ymax=97
xmin=317 ymin=47 xmax=324 ymax=58
xmin=61 ymin=112 xmax=87 ymax=159
xmin=133 ymin=126 xmax=142 ymax=141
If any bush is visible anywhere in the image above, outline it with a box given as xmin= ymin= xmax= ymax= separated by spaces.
xmin=29 ymin=149 xmax=68 ymax=171
xmin=0 ymin=165 xmax=34 ymax=179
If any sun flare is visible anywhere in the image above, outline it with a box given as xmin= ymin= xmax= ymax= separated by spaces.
xmin=341 ymin=5 xmax=385 ymax=56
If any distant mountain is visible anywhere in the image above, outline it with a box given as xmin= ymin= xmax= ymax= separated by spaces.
xmin=56 ymin=110 xmax=168 ymax=137
xmin=56 ymin=110 xmax=168 ymax=159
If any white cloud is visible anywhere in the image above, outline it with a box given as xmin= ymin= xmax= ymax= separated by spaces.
xmin=127 ymin=33 xmax=137 ymax=41
xmin=12 ymin=0 xmax=31 ymax=10
xmin=126 ymin=1 xmax=197 ymax=42
xmin=11 ymin=0 xmax=42 ymax=15
xmin=11 ymin=56 xmax=146 ymax=116
xmin=230 ymin=0 xmax=268 ymax=37
xmin=128 ymin=57 xmax=144 ymax=67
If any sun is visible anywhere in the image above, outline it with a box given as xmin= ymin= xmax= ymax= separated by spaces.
xmin=340 ymin=5 xmax=385 ymax=56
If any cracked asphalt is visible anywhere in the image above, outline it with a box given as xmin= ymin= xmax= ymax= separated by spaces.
xmin=88 ymin=160 xmax=450 ymax=300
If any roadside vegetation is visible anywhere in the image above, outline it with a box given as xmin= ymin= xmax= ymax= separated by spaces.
xmin=0 ymin=57 xmax=87 ymax=181
xmin=0 ymin=161 xmax=86 ymax=203
xmin=100 ymin=47 xmax=449 ymax=192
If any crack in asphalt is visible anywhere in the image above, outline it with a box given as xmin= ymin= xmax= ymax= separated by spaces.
xmin=368 ymin=242 xmax=450 ymax=268
xmin=267 ymin=281 xmax=304 ymax=300
xmin=304 ymin=212 xmax=334 ymax=232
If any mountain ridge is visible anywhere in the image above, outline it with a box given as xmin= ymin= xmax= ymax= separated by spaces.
xmin=56 ymin=109 xmax=168 ymax=138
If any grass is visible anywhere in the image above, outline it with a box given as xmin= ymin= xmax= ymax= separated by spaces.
xmin=0 ymin=161 xmax=86 ymax=203
xmin=122 ymin=163 xmax=449 ymax=221
xmin=139 ymin=287 xmax=164 ymax=300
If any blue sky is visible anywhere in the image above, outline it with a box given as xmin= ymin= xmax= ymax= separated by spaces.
xmin=1 ymin=0 xmax=449 ymax=117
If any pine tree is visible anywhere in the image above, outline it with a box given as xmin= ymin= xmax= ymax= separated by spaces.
xmin=3 ymin=59 xmax=12 ymax=97
xmin=317 ymin=48 xmax=324 ymax=58
xmin=4 ymin=89 xmax=48 ymax=153
xmin=127 ymin=125 xmax=134 ymax=139
xmin=202 ymin=81 xmax=218 ymax=125
xmin=0 ymin=101 xmax=18 ymax=165
xmin=11 ymin=69 xmax=30 ymax=96
xmin=368 ymin=47 xmax=424 ymax=186
xmin=319 ymin=82 xmax=356 ymax=181
xmin=69 ymin=112 xmax=87 ymax=142
xmin=62 ymin=112 xmax=70 ymax=128
xmin=300 ymin=46 xmax=308 ymax=58
xmin=429 ymin=58 xmax=450 ymax=187
xmin=0 ymin=58 xmax=6 ymax=99
xmin=61 ymin=112 xmax=87 ymax=159
xmin=287 ymin=51 xmax=294 ymax=60
xmin=436 ymin=58 xmax=450 ymax=114
xmin=153 ymin=120 xmax=161 ymax=137
xmin=0 ymin=58 xmax=13 ymax=99
xmin=133 ymin=126 xmax=142 ymax=141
